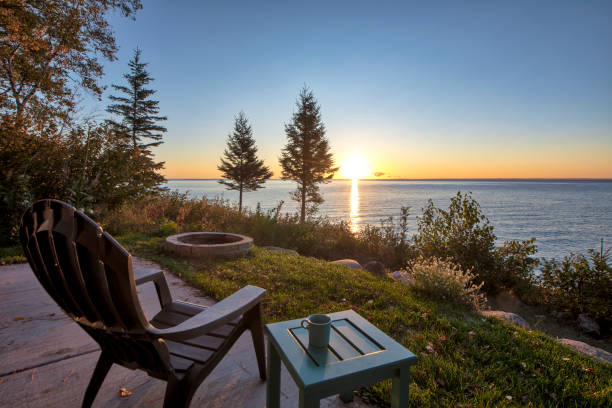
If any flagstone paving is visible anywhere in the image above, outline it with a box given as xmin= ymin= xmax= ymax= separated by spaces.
xmin=0 ymin=259 xmax=371 ymax=407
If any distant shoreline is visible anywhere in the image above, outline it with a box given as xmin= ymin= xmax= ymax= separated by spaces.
xmin=167 ymin=178 xmax=612 ymax=182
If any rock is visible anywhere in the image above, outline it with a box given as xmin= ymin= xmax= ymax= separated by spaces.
xmin=577 ymin=314 xmax=600 ymax=336
xmin=391 ymin=270 xmax=412 ymax=285
xmin=364 ymin=261 xmax=385 ymax=276
xmin=558 ymin=338 xmax=612 ymax=364
xmin=260 ymin=246 xmax=298 ymax=256
xmin=552 ymin=311 xmax=572 ymax=319
xmin=331 ymin=259 xmax=363 ymax=269
xmin=481 ymin=310 xmax=530 ymax=329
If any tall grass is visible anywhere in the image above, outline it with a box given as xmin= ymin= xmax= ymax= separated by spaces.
xmin=100 ymin=192 xmax=416 ymax=268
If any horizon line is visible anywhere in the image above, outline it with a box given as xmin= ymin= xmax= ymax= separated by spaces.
xmin=166 ymin=177 xmax=612 ymax=182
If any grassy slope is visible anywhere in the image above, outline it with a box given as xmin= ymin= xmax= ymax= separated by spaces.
xmin=118 ymin=234 xmax=611 ymax=407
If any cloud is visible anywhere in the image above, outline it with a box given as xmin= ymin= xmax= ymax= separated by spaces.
xmin=374 ymin=172 xmax=385 ymax=177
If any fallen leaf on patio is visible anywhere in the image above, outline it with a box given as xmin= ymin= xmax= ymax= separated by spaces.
xmin=120 ymin=387 xmax=132 ymax=397
xmin=14 ymin=316 xmax=24 ymax=321
xmin=63 ymin=369 xmax=76 ymax=382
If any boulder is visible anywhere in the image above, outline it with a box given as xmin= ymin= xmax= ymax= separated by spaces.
xmin=577 ymin=314 xmax=601 ymax=336
xmin=364 ymin=261 xmax=386 ymax=276
xmin=481 ymin=310 xmax=530 ymax=329
xmin=391 ymin=270 xmax=412 ymax=285
xmin=261 ymin=246 xmax=298 ymax=256
xmin=331 ymin=259 xmax=363 ymax=269
xmin=558 ymin=338 xmax=612 ymax=364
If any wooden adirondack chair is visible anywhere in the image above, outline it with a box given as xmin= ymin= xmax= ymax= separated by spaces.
xmin=19 ymin=199 xmax=266 ymax=408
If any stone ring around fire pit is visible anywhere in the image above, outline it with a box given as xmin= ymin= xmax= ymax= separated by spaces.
xmin=165 ymin=232 xmax=253 ymax=258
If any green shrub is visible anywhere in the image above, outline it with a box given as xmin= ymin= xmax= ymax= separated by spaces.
xmin=495 ymin=238 xmax=539 ymax=298
xmin=414 ymin=192 xmax=499 ymax=290
xmin=539 ymin=249 xmax=612 ymax=323
xmin=414 ymin=191 xmax=538 ymax=293
xmin=100 ymin=193 xmax=415 ymax=269
xmin=408 ymin=256 xmax=485 ymax=310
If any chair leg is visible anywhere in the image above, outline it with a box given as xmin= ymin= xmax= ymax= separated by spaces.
xmin=82 ymin=352 xmax=113 ymax=408
xmin=245 ymin=303 xmax=266 ymax=380
xmin=163 ymin=377 xmax=197 ymax=408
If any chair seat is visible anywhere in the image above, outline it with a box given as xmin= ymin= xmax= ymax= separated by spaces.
xmin=150 ymin=301 xmax=243 ymax=373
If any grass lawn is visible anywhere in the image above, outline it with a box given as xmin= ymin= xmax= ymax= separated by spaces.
xmin=117 ymin=234 xmax=612 ymax=407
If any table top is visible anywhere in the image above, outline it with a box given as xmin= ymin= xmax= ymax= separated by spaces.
xmin=265 ymin=310 xmax=417 ymax=389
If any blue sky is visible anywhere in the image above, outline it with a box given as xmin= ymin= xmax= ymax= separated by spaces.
xmin=85 ymin=0 xmax=612 ymax=178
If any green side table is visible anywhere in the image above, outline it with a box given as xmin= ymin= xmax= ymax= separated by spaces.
xmin=265 ymin=310 xmax=418 ymax=408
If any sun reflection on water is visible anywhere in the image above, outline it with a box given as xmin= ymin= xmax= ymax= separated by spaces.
xmin=350 ymin=178 xmax=360 ymax=233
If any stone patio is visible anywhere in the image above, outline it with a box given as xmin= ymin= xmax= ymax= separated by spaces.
xmin=0 ymin=259 xmax=371 ymax=407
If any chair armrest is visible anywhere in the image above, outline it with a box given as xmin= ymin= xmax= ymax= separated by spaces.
xmin=134 ymin=268 xmax=164 ymax=285
xmin=147 ymin=285 xmax=265 ymax=341
xmin=134 ymin=268 xmax=172 ymax=308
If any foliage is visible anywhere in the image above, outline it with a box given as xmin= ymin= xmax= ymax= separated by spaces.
xmin=0 ymin=0 xmax=142 ymax=130
xmin=408 ymin=256 xmax=486 ymax=310
xmin=0 ymin=245 xmax=25 ymax=265
xmin=119 ymin=240 xmax=612 ymax=407
xmin=217 ymin=111 xmax=272 ymax=212
xmin=100 ymin=192 xmax=415 ymax=269
xmin=539 ymin=249 xmax=612 ymax=323
xmin=106 ymin=48 xmax=167 ymax=150
xmin=495 ymin=238 xmax=539 ymax=298
xmin=414 ymin=192 xmax=499 ymax=289
xmin=279 ymin=86 xmax=338 ymax=222
xmin=413 ymin=192 xmax=539 ymax=293
xmin=0 ymin=122 xmax=165 ymax=244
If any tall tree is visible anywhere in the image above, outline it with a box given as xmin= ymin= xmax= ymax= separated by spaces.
xmin=218 ymin=111 xmax=272 ymax=212
xmin=106 ymin=48 xmax=166 ymax=150
xmin=0 ymin=0 xmax=142 ymax=131
xmin=279 ymin=86 xmax=338 ymax=222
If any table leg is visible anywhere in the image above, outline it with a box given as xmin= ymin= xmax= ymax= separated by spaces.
xmin=266 ymin=340 xmax=281 ymax=408
xmin=339 ymin=390 xmax=354 ymax=403
xmin=299 ymin=389 xmax=319 ymax=408
xmin=391 ymin=366 xmax=410 ymax=408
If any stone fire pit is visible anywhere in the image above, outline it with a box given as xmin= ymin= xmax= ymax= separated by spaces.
xmin=165 ymin=232 xmax=253 ymax=258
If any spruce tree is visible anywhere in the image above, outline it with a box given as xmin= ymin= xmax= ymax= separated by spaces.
xmin=106 ymin=48 xmax=167 ymax=150
xmin=218 ymin=112 xmax=272 ymax=212
xmin=279 ymin=86 xmax=338 ymax=222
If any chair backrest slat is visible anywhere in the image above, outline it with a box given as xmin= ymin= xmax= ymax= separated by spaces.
xmin=20 ymin=199 xmax=173 ymax=378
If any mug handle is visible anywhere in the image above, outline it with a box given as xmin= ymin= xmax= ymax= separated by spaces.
xmin=301 ymin=319 xmax=309 ymax=329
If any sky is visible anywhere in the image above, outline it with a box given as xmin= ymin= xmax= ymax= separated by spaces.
xmin=85 ymin=0 xmax=612 ymax=179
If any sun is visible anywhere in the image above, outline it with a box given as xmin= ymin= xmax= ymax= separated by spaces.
xmin=340 ymin=155 xmax=371 ymax=180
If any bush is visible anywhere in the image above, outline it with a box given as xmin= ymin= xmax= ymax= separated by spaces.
xmin=414 ymin=192 xmax=538 ymax=293
xmin=100 ymin=193 xmax=416 ymax=269
xmin=495 ymin=238 xmax=539 ymax=298
xmin=539 ymin=249 xmax=612 ymax=324
xmin=414 ymin=192 xmax=498 ymax=290
xmin=408 ymin=257 xmax=485 ymax=310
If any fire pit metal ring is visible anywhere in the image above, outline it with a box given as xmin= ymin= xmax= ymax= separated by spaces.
xmin=165 ymin=232 xmax=253 ymax=258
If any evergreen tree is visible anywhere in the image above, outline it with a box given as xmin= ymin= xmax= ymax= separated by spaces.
xmin=106 ymin=48 xmax=167 ymax=150
xmin=279 ymin=86 xmax=338 ymax=222
xmin=218 ymin=112 xmax=272 ymax=212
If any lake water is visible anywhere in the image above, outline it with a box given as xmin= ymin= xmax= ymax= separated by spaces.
xmin=166 ymin=179 xmax=612 ymax=260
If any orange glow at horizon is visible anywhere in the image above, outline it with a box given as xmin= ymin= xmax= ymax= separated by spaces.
xmin=159 ymin=142 xmax=612 ymax=180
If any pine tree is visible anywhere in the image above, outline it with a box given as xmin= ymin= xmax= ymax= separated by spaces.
xmin=106 ymin=48 xmax=167 ymax=150
xmin=218 ymin=112 xmax=272 ymax=212
xmin=279 ymin=86 xmax=338 ymax=222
